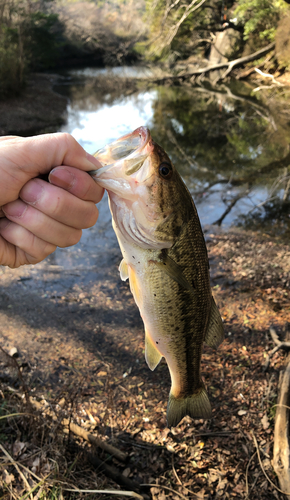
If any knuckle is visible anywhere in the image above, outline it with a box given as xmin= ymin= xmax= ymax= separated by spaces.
xmin=41 ymin=241 xmax=57 ymax=259
xmin=83 ymin=204 xmax=99 ymax=229
xmin=59 ymin=229 xmax=82 ymax=248
xmin=49 ymin=195 xmax=62 ymax=217
xmin=58 ymin=132 xmax=76 ymax=150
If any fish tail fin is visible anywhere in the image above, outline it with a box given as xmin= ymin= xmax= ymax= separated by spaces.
xmin=167 ymin=383 xmax=212 ymax=427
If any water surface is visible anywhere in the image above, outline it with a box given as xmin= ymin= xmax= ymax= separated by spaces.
xmin=48 ymin=67 xmax=290 ymax=271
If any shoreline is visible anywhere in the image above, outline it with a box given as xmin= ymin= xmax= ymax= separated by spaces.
xmin=0 ymin=73 xmax=68 ymax=137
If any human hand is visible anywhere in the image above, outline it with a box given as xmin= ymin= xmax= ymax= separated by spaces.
xmin=0 ymin=133 xmax=103 ymax=268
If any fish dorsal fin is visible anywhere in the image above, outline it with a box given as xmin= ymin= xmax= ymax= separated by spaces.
xmin=145 ymin=329 xmax=162 ymax=371
xmin=154 ymin=255 xmax=195 ymax=294
xmin=119 ymin=259 xmax=129 ymax=281
xmin=204 ymin=298 xmax=224 ymax=349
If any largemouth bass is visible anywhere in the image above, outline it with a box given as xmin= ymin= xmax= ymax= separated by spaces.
xmin=90 ymin=126 xmax=224 ymax=427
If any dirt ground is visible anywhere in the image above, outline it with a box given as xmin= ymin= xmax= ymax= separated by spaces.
xmin=1 ymin=226 xmax=290 ymax=499
xmin=0 ymin=74 xmax=68 ymax=137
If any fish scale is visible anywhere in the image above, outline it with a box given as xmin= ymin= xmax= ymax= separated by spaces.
xmin=90 ymin=126 xmax=224 ymax=427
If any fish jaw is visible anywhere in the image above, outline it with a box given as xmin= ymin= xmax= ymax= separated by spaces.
xmin=90 ymin=126 xmax=155 ymax=201
xmin=95 ymin=126 xmax=151 ymax=165
xmin=90 ymin=126 xmax=174 ymax=249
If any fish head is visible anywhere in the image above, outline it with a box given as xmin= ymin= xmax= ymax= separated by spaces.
xmin=90 ymin=126 xmax=191 ymax=249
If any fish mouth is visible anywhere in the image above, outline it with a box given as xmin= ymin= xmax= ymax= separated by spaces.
xmin=89 ymin=126 xmax=152 ymax=180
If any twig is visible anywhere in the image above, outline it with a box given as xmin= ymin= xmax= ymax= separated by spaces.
xmin=263 ymin=327 xmax=290 ymax=370
xmin=29 ymin=397 xmax=127 ymax=462
xmin=141 ymin=483 xmax=195 ymax=499
xmin=0 ymin=443 xmax=33 ymax=500
xmin=253 ymin=68 xmax=284 ymax=92
xmin=245 ymin=451 xmax=257 ymax=498
xmin=171 ymin=454 xmax=182 ymax=485
xmin=252 ymin=432 xmax=290 ymax=496
xmin=64 ymin=488 xmax=143 ymax=499
xmin=164 ymin=0 xmax=207 ymax=48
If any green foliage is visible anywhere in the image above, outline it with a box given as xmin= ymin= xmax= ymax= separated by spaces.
xmin=24 ymin=12 xmax=62 ymax=69
xmin=234 ymin=0 xmax=287 ymax=42
xmin=142 ymin=0 xmax=239 ymax=61
xmin=0 ymin=25 xmax=25 ymax=95
xmin=0 ymin=0 xmax=62 ymax=96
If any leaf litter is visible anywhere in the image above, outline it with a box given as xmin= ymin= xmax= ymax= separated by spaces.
xmin=0 ymin=226 xmax=289 ymax=499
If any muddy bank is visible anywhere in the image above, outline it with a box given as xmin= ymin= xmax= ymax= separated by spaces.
xmin=0 ymin=73 xmax=68 ymax=137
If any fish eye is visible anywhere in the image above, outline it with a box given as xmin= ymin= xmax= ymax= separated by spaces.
xmin=159 ymin=162 xmax=173 ymax=179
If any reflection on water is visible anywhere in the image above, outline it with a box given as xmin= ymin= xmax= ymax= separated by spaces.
xmin=68 ymin=66 xmax=154 ymax=79
xmin=62 ymin=91 xmax=157 ymax=152
xmin=46 ymin=68 xmax=290 ymax=269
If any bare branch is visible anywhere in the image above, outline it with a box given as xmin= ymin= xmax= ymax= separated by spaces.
xmin=165 ymin=0 xmax=208 ymax=47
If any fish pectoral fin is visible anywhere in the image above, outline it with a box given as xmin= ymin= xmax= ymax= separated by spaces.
xmin=119 ymin=259 xmax=129 ymax=281
xmin=145 ymin=329 xmax=162 ymax=371
xmin=167 ymin=383 xmax=212 ymax=427
xmin=154 ymin=255 xmax=195 ymax=294
xmin=204 ymin=297 xmax=224 ymax=349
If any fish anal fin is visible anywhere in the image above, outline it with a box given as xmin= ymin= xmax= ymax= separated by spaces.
xmin=145 ymin=329 xmax=162 ymax=371
xmin=204 ymin=297 xmax=224 ymax=349
xmin=153 ymin=255 xmax=195 ymax=294
xmin=128 ymin=265 xmax=142 ymax=304
xmin=119 ymin=259 xmax=129 ymax=281
xmin=167 ymin=383 xmax=212 ymax=427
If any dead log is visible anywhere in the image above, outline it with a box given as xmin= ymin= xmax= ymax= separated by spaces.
xmin=273 ymin=329 xmax=290 ymax=498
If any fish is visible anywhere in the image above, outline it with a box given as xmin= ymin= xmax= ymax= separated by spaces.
xmin=90 ymin=126 xmax=224 ymax=427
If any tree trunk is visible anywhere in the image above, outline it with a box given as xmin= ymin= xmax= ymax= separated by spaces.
xmin=273 ymin=331 xmax=290 ymax=499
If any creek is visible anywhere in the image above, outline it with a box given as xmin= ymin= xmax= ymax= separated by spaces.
xmin=44 ymin=66 xmax=290 ymax=273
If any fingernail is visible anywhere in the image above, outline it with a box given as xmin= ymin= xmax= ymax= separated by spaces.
xmin=2 ymin=200 xmax=27 ymax=218
xmin=21 ymin=179 xmax=44 ymax=204
xmin=86 ymin=152 xmax=103 ymax=169
xmin=49 ymin=167 xmax=75 ymax=190
xmin=0 ymin=218 xmax=11 ymax=230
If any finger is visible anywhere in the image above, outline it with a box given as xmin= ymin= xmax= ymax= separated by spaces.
xmin=5 ymin=133 xmax=102 ymax=176
xmin=0 ymin=133 xmax=102 ymax=207
xmin=2 ymin=200 xmax=82 ymax=248
xmin=48 ymin=166 xmax=104 ymax=203
xmin=19 ymin=178 xmax=99 ymax=229
xmin=0 ymin=136 xmax=19 ymax=142
xmin=0 ymin=219 xmax=56 ymax=268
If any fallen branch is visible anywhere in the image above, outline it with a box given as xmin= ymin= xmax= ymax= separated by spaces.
xmin=273 ymin=328 xmax=290 ymax=499
xmin=64 ymin=488 xmax=143 ymax=499
xmin=253 ymin=68 xmax=284 ymax=92
xmin=85 ymin=450 xmax=145 ymax=496
xmin=29 ymin=397 xmax=128 ymax=462
xmin=150 ymin=42 xmax=275 ymax=84
xmin=26 ymin=397 xmax=146 ymax=497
